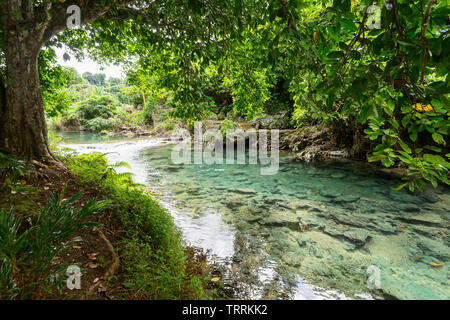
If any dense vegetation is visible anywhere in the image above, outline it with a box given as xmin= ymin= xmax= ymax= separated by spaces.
xmin=44 ymin=68 xmax=179 ymax=134
xmin=63 ymin=152 xmax=211 ymax=299
xmin=0 ymin=0 xmax=449 ymax=300
xmin=0 ymin=150 xmax=211 ymax=299
xmin=20 ymin=0 xmax=447 ymax=191
xmin=122 ymin=0 xmax=449 ymax=191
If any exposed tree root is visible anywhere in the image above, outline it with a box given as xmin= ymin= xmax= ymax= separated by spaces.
xmin=83 ymin=228 xmax=120 ymax=300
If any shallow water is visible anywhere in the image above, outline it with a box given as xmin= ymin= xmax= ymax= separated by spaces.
xmin=58 ymin=132 xmax=450 ymax=300
xmin=54 ymin=131 xmax=133 ymax=144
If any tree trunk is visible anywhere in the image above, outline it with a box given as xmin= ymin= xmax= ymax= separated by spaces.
xmin=0 ymin=0 xmax=134 ymax=160
xmin=0 ymin=10 xmax=53 ymax=160
xmin=0 ymin=75 xmax=6 ymax=122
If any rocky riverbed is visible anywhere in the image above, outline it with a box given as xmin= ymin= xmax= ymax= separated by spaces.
xmin=59 ymin=134 xmax=449 ymax=300
xmin=142 ymin=145 xmax=449 ymax=300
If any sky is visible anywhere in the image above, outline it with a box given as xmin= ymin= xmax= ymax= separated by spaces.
xmin=55 ymin=47 xmax=125 ymax=79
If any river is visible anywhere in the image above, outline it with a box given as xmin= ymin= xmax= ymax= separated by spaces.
xmin=57 ymin=131 xmax=449 ymax=300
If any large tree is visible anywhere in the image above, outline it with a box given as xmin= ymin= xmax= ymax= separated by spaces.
xmin=0 ymin=0 xmax=139 ymax=159
xmin=0 ymin=0 xmax=281 ymax=160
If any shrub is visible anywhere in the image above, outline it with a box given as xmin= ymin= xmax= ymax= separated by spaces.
xmin=0 ymin=191 xmax=108 ymax=299
xmin=76 ymin=95 xmax=117 ymax=120
xmin=143 ymin=99 xmax=159 ymax=126
xmin=155 ymin=118 xmax=179 ymax=133
xmin=74 ymin=95 xmax=119 ymax=132
xmin=0 ymin=153 xmax=37 ymax=201
xmin=84 ymin=117 xmax=119 ymax=132
xmin=219 ymin=119 xmax=237 ymax=136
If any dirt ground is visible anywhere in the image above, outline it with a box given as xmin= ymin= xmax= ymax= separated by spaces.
xmin=1 ymin=162 xmax=120 ymax=300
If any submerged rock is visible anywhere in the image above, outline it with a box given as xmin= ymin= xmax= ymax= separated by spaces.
xmin=263 ymin=195 xmax=286 ymax=205
xmin=296 ymin=234 xmax=308 ymax=247
xmin=416 ymin=238 xmax=449 ymax=261
xmin=371 ymin=221 xmax=397 ymax=235
xmin=238 ymin=206 xmax=263 ymax=223
xmin=261 ymin=212 xmax=299 ymax=230
xmin=292 ymin=199 xmax=326 ymax=212
xmin=223 ymin=195 xmax=247 ymax=208
xmin=330 ymin=195 xmax=361 ymax=204
xmin=400 ymin=205 xmax=421 ymax=213
xmin=320 ymin=190 xmax=340 ymax=199
xmin=342 ymin=230 xmax=371 ymax=247
xmin=156 ymin=164 xmax=182 ymax=172
xmin=396 ymin=213 xmax=446 ymax=227
xmin=410 ymin=225 xmax=441 ymax=238
xmin=281 ymin=252 xmax=302 ymax=267
xmin=330 ymin=172 xmax=347 ymax=179
xmin=229 ymin=188 xmax=258 ymax=195
xmin=322 ymin=225 xmax=371 ymax=249
xmin=374 ymin=258 xmax=449 ymax=300
xmin=318 ymin=210 xmax=372 ymax=229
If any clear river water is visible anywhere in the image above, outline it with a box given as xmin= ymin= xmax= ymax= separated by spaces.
xmin=57 ymin=131 xmax=449 ymax=300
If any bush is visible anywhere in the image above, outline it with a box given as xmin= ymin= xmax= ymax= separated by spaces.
xmin=219 ymin=119 xmax=237 ymax=136
xmin=84 ymin=117 xmax=119 ymax=132
xmin=76 ymin=95 xmax=118 ymax=120
xmin=0 ymin=191 xmax=108 ymax=299
xmin=155 ymin=118 xmax=180 ymax=133
xmin=0 ymin=153 xmax=37 ymax=200
xmin=143 ymin=99 xmax=158 ymax=126
xmin=75 ymin=95 xmax=119 ymax=132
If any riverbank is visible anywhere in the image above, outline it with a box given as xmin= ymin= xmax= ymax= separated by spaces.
xmin=0 ymin=151 xmax=220 ymax=299
xmin=27 ymin=132 xmax=448 ymax=300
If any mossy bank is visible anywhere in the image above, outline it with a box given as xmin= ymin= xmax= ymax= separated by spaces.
xmin=0 ymin=150 xmax=216 ymax=299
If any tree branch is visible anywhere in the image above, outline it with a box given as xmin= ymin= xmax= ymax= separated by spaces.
xmin=276 ymin=0 xmax=298 ymax=32
xmin=42 ymin=0 xmax=135 ymax=44
xmin=420 ymin=0 xmax=434 ymax=84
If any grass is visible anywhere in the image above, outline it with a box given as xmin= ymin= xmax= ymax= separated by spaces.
xmin=0 ymin=150 xmax=212 ymax=299
xmin=63 ymin=151 xmax=212 ymax=299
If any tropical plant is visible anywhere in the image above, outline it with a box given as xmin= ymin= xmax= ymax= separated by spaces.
xmin=0 ymin=191 xmax=109 ymax=299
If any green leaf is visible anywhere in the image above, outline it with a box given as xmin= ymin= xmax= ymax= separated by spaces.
xmin=410 ymin=128 xmax=418 ymax=142
xmin=423 ymin=145 xmax=442 ymax=152
xmin=398 ymin=140 xmax=411 ymax=153
xmin=381 ymin=156 xmax=395 ymax=167
xmin=432 ymin=132 xmax=445 ymax=145
xmin=389 ymin=119 xmax=399 ymax=130
xmin=326 ymin=51 xmax=345 ymax=59
xmin=402 ymin=114 xmax=412 ymax=127
xmin=358 ymin=104 xmax=374 ymax=123
xmin=368 ymin=154 xmax=386 ymax=162
xmin=392 ymin=182 xmax=408 ymax=191
xmin=384 ymin=100 xmax=395 ymax=115
xmin=423 ymin=153 xmax=436 ymax=163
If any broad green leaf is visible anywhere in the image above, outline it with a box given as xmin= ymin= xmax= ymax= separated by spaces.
xmin=432 ymin=132 xmax=445 ymax=145
xmin=398 ymin=140 xmax=411 ymax=153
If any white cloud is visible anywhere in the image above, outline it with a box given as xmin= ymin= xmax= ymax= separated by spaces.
xmin=55 ymin=47 xmax=125 ymax=79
